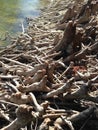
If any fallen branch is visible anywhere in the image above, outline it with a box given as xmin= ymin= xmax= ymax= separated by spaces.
xmin=18 ymin=75 xmax=50 ymax=92
xmin=43 ymin=77 xmax=74 ymax=98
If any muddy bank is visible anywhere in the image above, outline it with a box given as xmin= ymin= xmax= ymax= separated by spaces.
xmin=0 ymin=0 xmax=98 ymax=130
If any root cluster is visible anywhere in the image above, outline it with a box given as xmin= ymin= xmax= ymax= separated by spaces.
xmin=0 ymin=0 xmax=98 ymax=130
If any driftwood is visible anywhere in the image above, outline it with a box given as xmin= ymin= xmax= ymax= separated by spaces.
xmin=0 ymin=0 xmax=98 ymax=130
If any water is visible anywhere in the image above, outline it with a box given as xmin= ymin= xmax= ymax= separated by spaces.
xmin=0 ymin=0 xmax=49 ymax=45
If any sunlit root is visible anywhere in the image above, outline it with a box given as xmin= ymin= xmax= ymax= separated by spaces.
xmin=23 ymin=69 xmax=46 ymax=85
xmin=5 ymin=92 xmax=31 ymax=105
xmin=0 ymin=109 xmax=11 ymax=122
xmin=18 ymin=76 xmax=50 ymax=92
xmin=2 ymin=105 xmax=37 ymax=130
xmin=30 ymin=92 xmax=44 ymax=115
xmin=54 ymin=117 xmax=74 ymax=130
xmin=30 ymin=93 xmax=49 ymax=116
xmin=43 ymin=113 xmax=68 ymax=119
xmin=38 ymin=118 xmax=51 ymax=130
xmin=43 ymin=77 xmax=74 ymax=98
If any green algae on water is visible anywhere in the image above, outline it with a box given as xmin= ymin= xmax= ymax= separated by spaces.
xmin=0 ymin=0 xmax=49 ymax=45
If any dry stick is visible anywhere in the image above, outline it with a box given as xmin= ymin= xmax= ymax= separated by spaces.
xmin=91 ymin=75 xmax=98 ymax=82
xmin=53 ymin=74 xmax=62 ymax=84
xmin=0 ymin=75 xmax=19 ymax=79
xmin=0 ymin=110 xmax=11 ymax=122
xmin=6 ymin=82 xmax=19 ymax=93
xmin=54 ymin=124 xmax=63 ymax=130
xmin=12 ymin=79 xmax=20 ymax=87
xmin=11 ymin=53 xmax=35 ymax=62
xmin=44 ymin=51 xmax=61 ymax=59
xmin=51 ymin=83 xmax=64 ymax=89
xmin=90 ymin=41 xmax=98 ymax=51
xmin=57 ymin=61 xmax=74 ymax=81
xmin=64 ymin=42 xmax=98 ymax=63
xmin=38 ymin=118 xmax=51 ymax=130
xmin=0 ymin=61 xmax=28 ymax=74
xmin=46 ymin=109 xmax=75 ymax=113
xmin=61 ymin=116 xmax=75 ymax=130
xmin=35 ymin=55 xmax=43 ymax=64
xmin=0 ymin=61 xmax=13 ymax=74
xmin=17 ymin=62 xmax=48 ymax=77
xmin=43 ymin=113 xmax=67 ymax=119
xmin=0 ymin=100 xmax=19 ymax=107
xmin=54 ymin=60 xmax=67 ymax=68
xmin=1 ymin=105 xmax=37 ymax=130
xmin=63 ymin=82 xmax=90 ymax=100
xmin=63 ymin=47 xmax=88 ymax=63
xmin=43 ymin=77 xmax=74 ymax=98
xmin=77 ymin=71 xmax=98 ymax=81
xmin=0 ymin=57 xmax=33 ymax=69
xmin=30 ymin=93 xmax=49 ymax=119
xmin=34 ymin=45 xmax=46 ymax=55
xmin=29 ymin=93 xmax=44 ymax=114
xmin=23 ymin=69 xmax=46 ymax=85
xmin=76 ymin=71 xmax=90 ymax=81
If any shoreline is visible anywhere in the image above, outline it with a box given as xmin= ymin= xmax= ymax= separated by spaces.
xmin=0 ymin=0 xmax=98 ymax=129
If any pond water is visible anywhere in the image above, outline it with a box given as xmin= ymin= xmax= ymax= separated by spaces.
xmin=0 ymin=0 xmax=49 ymax=44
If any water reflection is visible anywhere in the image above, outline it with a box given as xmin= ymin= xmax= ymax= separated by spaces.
xmin=0 ymin=0 xmax=49 ymax=37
